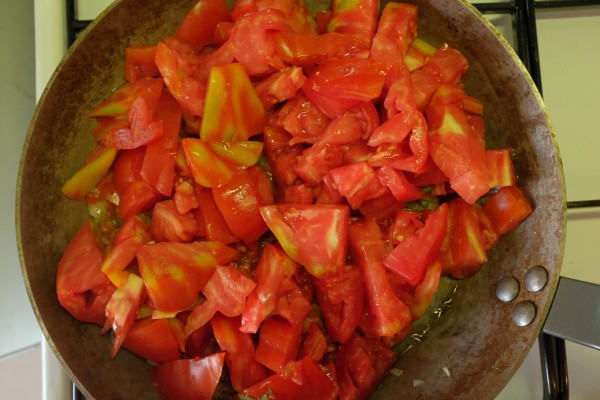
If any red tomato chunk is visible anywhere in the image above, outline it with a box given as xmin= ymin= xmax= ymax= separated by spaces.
xmin=57 ymin=1 xmax=534 ymax=399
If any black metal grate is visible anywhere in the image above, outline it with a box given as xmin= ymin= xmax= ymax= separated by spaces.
xmin=65 ymin=0 xmax=600 ymax=399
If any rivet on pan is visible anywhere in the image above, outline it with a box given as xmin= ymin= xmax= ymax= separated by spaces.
xmin=496 ymin=276 xmax=520 ymax=302
xmin=524 ymin=265 xmax=548 ymax=293
xmin=512 ymin=301 xmax=536 ymax=327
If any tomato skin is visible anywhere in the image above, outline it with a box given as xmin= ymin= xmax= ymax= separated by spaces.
xmin=274 ymin=31 xmax=369 ymax=67
xmin=314 ymin=265 xmax=364 ymax=343
xmin=104 ymin=273 xmax=145 ymax=357
xmin=211 ymin=314 xmax=269 ymax=392
xmin=348 ymin=218 xmax=411 ymax=337
xmin=112 ymin=147 xmax=163 ymax=220
xmin=173 ymin=0 xmax=231 ymax=49
xmin=371 ymin=2 xmax=418 ymax=62
xmin=441 ymin=198 xmax=488 ymax=279
xmin=376 ymin=165 xmax=424 ymax=203
xmin=193 ymin=188 xmax=239 ymax=243
xmin=125 ymin=45 xmax=160 ymax=83
xmin=254 ymin=66 xmax=306 ymax=111
xmin=242 ymin=357 xmax=338 ymax=400
xmin=300 ymin=321 xmax=328 ymax=361
xmin=482 ymin=185 xmax=533 ymax=236
xmin=255 ymin=316 xmax=303 ymax=373
xmin=89 ymin=78 xmax=164 ymax=118
xmin=122 ymin=317 xmax=181 ymax=363
xmin=101 ymin=214 xmax=152 ymax=288
xmin=427 ymin=85 xmax=489 ymax=203
xmin=302 ymin=57 xmax=387 ymax=118
xmin=226 ymin=8 xmax=290 ymax=76
xmin=383 ymin=203 xmax=448 ymax=286
xmin=200 ymin=63 xmax=265 ymax=143
xmin=57 ymin=220 xmax=115 ymax=325
xmin=185 ymin=265 xmax=257 ymax=337
xmin=150 ymin=200 xmax=198 ymax=243
xmin=155 ymin=41 xmax=206 ymax=117
xmin=137 ymin=241 xmax=234 ymax=313
xmin=335 ymin=333 xmax=396 ymax=400
xmin=62 ymin=145 xmax=118 ymax=201
xmin=230 ymin=0 xmax=316 ymax=35
xmin=260 ymin=204 xmax=350 ymax=278
xmin=327 ymin=0 xmax=379 ymax=47
xmin=149 ymin=352 xmax=225 ymax=400
xmin=212 ymin=166 xmax=274 ymax=244
xmin=241 ymin=243 xmax=298 ymax=333
xmin=140 ymin=91 xmax=182 ymax=197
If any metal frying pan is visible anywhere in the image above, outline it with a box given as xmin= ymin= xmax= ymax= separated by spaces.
xmin=16 ymin=0 xmax=566 ymax=398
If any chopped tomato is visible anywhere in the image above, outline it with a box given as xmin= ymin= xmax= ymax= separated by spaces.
xmin=62 ymin=144 xmax=118 ymax=201
xmin=230 ymin=0 xmax=316 ymax=35
xmin=211 ymin=314 xmax=269 ymax=391
xmin=314 ymin=265 xmax=364 ymax=343
xmin=242 ymin=357 xmax=338 ymax=400
xmin=104 ymin=273 xmax=145 ymax=357
xmin=254 ymin=67 xmax=306 ymax=111
xmin=327 ymin=0 xmax=379 ymax=46
xmin=200 ymin=63 xmax=265 ymax=142
xmin=173 ymin=0 xmax=231 ymax=49
xmin=303 ymin=57 xmax=387 ymax=118
xmin=335 ymin=333 xmax=396 ymax=400
xmin=255 ymin=316 xmax=303 ymax=372
xmin=274 ymin=31 xmax=369 ymax=67
xmin=122 ymin=317 xmax=181 ymax=363
xmin=149 ymin=352 xmax=225 ymax=400
xmin=212 ymin=166 xmax=273 ymax=244
xmin=155 ymin=41 xmax=206 ymax=116
xmin=482 ymin=185 xmax=533 ymax=236
xmin=137 ymin=241 xmax=235 ymax=313
xmin=383 ymin=203 xmax=448 ymax=286
xmin=260 ymin=204 xmax=350 ymax=277
xmin=241 ymin=243 xmax=298 ymax=333
xmin=300 ymin=321 xmax=328 ymax=361
xmin=101 ymin=214 xmax=152 ymax=288
xmin=111 ymin=147 xmax=163 ymax=220
xmin=149 ymin=200 xmax=197 ymax=243
xmin=89 ymin=78 xmax=164 ymax=118
xmin=125 ymin=45 xmax=160 ymax=83
xmin=441 ymin=198 xmax=488 ymax=279
xmin=57 ymin=220 xmax=115 ymax=325
xmin=193 ymin=188 xmax=239 ymax=244
xmin=185 ymin=265 xmax=257 ymax=337
xmin=348 ymin=218 xmax=411 ymax=337
xmin=140 ymin=91 xmax=182 ymax=197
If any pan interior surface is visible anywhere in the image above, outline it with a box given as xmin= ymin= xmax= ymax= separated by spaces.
xmin=17 ymin=1 xmax=565 ymax=399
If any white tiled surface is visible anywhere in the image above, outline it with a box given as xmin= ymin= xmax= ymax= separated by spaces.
xmin=0 ymin=345 xmax=42 ymax=400
xmin=0 ymin=0 xmax=41 ymax=357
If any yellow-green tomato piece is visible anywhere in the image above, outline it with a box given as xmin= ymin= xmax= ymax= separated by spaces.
xmin=200 ymin=63 xmax=265 ymax=143
xmin=62 ymin=145 xmax=118 ymax=200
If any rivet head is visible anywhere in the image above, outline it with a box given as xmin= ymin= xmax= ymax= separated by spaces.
xmin=496 ymin=276 xmax=520 ymax=302
xmin=512 ymin=301 xmax=536 ymax=327
xmin=524 ymin=266 xmax=548 ymax=293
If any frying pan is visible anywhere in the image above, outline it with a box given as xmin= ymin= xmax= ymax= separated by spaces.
xmin=16 ymin=0 xmax=566 ymax=398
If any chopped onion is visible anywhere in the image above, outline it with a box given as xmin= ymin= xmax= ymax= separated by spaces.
xmin=443 ymin=366 xmax=451 ymax=377
xmin=413 ymin=379 xmax=425 ymax=387
xmin=390 ymin=368 xmax=403 ymax=377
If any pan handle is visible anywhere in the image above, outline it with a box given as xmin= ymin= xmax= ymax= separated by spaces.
xmin=539 ymin=277 xmax=600 ymax=400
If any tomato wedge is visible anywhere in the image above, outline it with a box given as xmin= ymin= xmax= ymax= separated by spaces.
xmin=149 ymin=352 xmax=225 ymax=400
xmin=260 ymin=204 xmax=350 ymax=277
